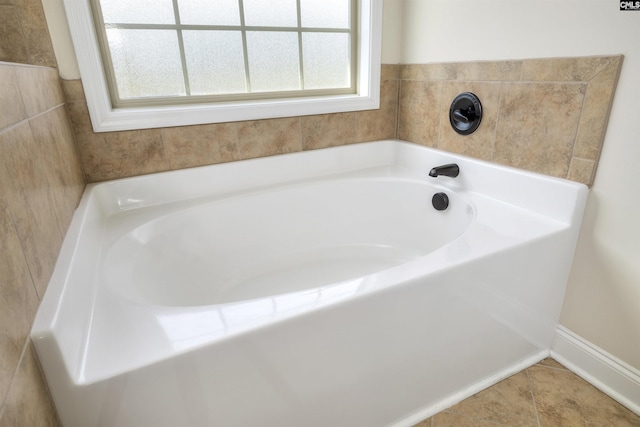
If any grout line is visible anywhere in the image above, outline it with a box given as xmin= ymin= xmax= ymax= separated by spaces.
xmin=396 ymin=79 xmax=403 ymax=140
xmin=434 ymin=80 xmax=444 ymax=148
xmin=394 ymin=73 xmax=400 ymax=139
xmin=490 ymin=82 xmax=505 ymax=162
xmin=565 ymin=81 xmax=590 ymax=180
xmin=297 ymin=116 xmax=303 ymax=152
xmin=526 ymin=368 xmax=543 ymax=427
xmin=0 ymin=103 xmax=66 ymax=135
xmin=158 ymin=126 xmax=170 ymax=171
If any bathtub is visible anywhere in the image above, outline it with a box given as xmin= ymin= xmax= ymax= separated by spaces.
xmin=32 ymin=140 xmax=587 ymax=426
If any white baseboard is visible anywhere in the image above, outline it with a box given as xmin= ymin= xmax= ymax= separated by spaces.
xmin=551 ymin=325 xmax=640 ymax=416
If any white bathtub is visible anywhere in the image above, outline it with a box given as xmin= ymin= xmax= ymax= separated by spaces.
xmin=32 ymin=140 xmax=587 ymax=426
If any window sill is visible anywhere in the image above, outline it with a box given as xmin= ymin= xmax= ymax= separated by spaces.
xmin=86 ymin=91 xmax=380 ymax=133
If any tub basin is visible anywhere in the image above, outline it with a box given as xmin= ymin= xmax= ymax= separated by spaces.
xmin=32 ymin=140 xmax=587 ymax=427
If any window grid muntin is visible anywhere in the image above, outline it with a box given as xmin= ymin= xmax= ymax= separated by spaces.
xmin=171 ymin=0 xmax=192 ymax=96
xmin=92 ymin=0 xmax=355 ymax=107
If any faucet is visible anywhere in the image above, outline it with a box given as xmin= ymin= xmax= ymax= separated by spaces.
xmin=429 ymin=163 xmax=459 ymax=178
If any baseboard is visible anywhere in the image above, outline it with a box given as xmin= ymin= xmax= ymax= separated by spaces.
xmin=551 ymin=325 xmax=640 ymax=416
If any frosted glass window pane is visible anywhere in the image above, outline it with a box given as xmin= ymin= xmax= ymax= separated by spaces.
xmin=300 ymin=0 xmax=350 ymax=28
xmin=247 ymin=32 xmax=300 ymax=92
xmin=302 ymin=33 xmax=350 ymax=89
xmin=107 ymin=29 xmax=185 ymax=99
xmin=183 ymin=31 xmax=247 ymax=95
xmin=99 ymin=0 xmax=175 ymax=24
xmin=177 ymin=0 xmax=240 ymax=25
xmin=243 ymin=0 xmax=297 ymax=27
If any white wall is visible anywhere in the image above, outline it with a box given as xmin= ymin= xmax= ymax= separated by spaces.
xmin=41 ymin=0 xmax=79 ymax=79
xmin=381 ymin=0 xmax=403 ymax=63
xmin=401 ymin=0 xmax=640 ymax=369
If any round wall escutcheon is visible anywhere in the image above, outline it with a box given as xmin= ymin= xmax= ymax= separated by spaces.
xmin=449 ymin=92 xmax=482 ymax=135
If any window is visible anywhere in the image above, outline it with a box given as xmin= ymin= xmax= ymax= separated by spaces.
xmin=63 ymin=0 xmax=382 ymax=132
xmin=94 ymin=0 xmax=356 ymax=106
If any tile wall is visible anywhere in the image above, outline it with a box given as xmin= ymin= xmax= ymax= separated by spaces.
xmin=0 ymin=0 xmax=56 ymax=67
xmin=64 ymin=65 xmax=399 ymax=182
xmin=398 ymin=55 xmax=622 ymax=186
xmin=0 ymin=62 xmax=84 ymax=426
xmin=67 ymin=56 xmax=621 ymax=187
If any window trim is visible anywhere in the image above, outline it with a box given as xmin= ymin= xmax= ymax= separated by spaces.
xmin=63 ymin=0 xmax=382 ymax=133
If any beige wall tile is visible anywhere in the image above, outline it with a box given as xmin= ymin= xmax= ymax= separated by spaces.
xmin=398 ymin=80 xmax=443 ymax=147
xmin=438 ymin=81 xmax=502 ymax=160
xmin=15 ymin=65 xmax=64 ymax=116
xmin=395 ymin=57 xmax=621 ymax=186
xmin=236 ymin=117 xmax=302 ymax=160
xmin=0 ymin=6 xmax=28 ymax=63
xmin=456 ymin=60 xmax=522 ymax=81
xmin=400 ymin=63 xmax=457 ymax=81
xmin=68 ymin=103 xmax=168 ymax=182
xmin=0 ymin=63 xmax=80 ymax=425
xmin=0 ymin=64 xmax=27 ymax=129
xmin=573 ymin=57 xmax=622 ymax=160
xmin=357 ymin=79 xmax=399 ymax=142
xmin=494 ymin=82 xmax=585 ymax=178
xmin=60 ymin=79 xmax=86 ymax=103
xmin=568 ymin=157 xmax=596 ymax=185
xmin=0 ymin=123 xmax=63 ymax=298
xmin=522 ymin=56 xmax=615 ymax=82
xmin=65 ymin=100 xmax=94 ymax=136
xmin=0 ymin=344 xmax=60 ymax=427
xmin=63 ymin=60 xmax=619 ymax=186
xmin=12 ymin=0 xmax=56 ymax=67
xmin=0 ymin=199 xmax=39 ymax=407
xmin=381 ymin=64 xmax=400 ymax=81
xmin=76 ymin=129 xmax=168 ymax=182
xmin=301 ymin=112 xmax=357 ymax=150
xmin=162 ymin=122 xmax=241 ymax=170
xmin=29 ymin=107 xmax=85 ymax=233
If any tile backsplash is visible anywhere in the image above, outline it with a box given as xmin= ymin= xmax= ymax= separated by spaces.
xmin=398 ymin=55 xmax=622 ymax=186
xmin=0 ymin=62 xmax=83 ymax=426
xmin=67 ymin=55 xmax=621 ymax=186
xmin=0 ymin=0 xmax=56 ymax=67
xmin=64 ymin=64 xmax=399 ymax=182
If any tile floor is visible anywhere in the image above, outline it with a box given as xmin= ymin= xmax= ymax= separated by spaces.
xmin=412 ymin=358 xmax=640 ymax=427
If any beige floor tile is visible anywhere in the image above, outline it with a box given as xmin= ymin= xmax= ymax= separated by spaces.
xmin=446 ymin=371 xmax=539 ymax=426
xmin=434 ymin=411 xmax=508 ymax=426
xmin=528 ymin=364 xmax=640 ymax=426
xmin=410 ymin=360 xmax=640 ymax=427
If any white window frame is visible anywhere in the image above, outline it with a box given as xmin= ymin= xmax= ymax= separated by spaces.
xmin=63 ymin=0 xmax=383 ymax=133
